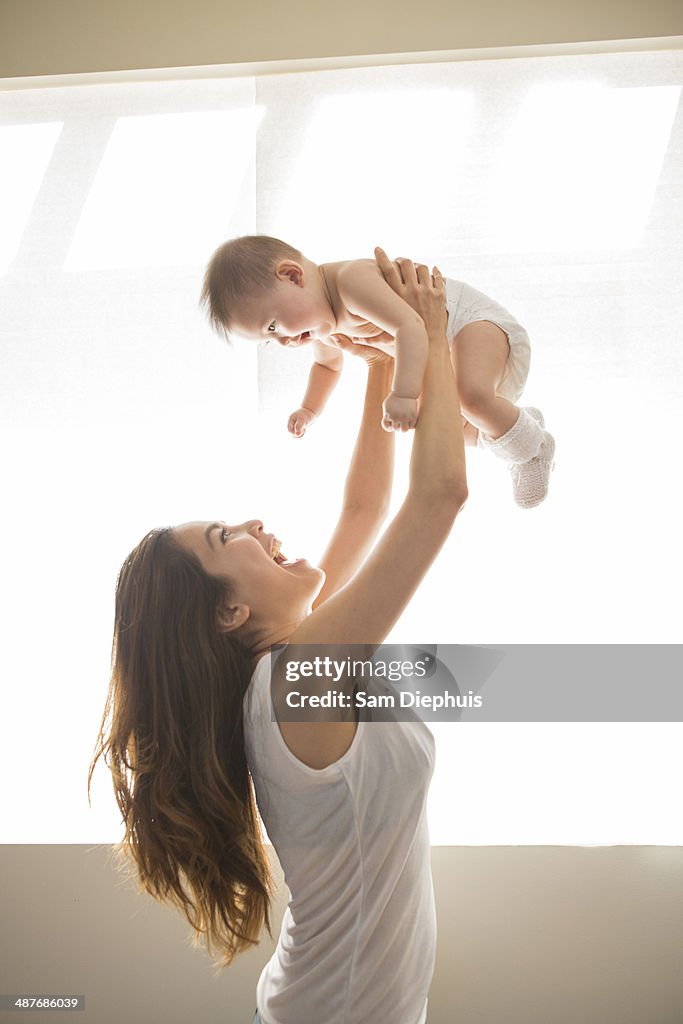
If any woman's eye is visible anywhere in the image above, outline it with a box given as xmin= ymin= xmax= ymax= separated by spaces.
xmin=220 ymin=528 xmax=231 ymax=544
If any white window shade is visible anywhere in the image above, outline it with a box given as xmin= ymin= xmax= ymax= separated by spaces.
xmin=0 ymin=121 xmax=63 ymax=273
xmin=0 ymin=49 xmax=681 ymax=843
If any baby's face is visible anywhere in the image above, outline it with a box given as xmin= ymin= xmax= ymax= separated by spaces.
xmin=234 ymin=271 xmax=336 ymax=348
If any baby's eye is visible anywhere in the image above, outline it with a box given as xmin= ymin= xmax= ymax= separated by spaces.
xmin=267 ymin=322 xmax=276 ymax=332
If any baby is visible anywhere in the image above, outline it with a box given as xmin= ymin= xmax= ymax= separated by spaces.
xmin=201 ymin=235 xmax=555 ymax=509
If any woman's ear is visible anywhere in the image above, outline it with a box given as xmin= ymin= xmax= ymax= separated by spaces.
xmin=275 ymin=260 xmax=304 ymax=286
xmin=216 ymin=602 xmax=250 ymax=634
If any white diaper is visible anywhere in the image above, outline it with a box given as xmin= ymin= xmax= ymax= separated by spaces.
xmin=445 ymin=278 xmax=531 ymax=402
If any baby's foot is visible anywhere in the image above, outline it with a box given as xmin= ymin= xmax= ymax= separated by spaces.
xmin=509 ymin=408 xmax=555 ymax=508
xmin=526 ymin=407 xmax=545 ymax=429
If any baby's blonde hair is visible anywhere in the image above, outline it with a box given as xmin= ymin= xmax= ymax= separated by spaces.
xmin=201 ymin=235 xmax=303 ymax=339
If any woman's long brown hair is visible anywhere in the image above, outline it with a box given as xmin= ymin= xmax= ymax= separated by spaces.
xmin=88 ymin=528 xmax=272 ymax=969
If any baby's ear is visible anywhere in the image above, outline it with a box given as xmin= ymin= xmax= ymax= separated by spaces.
xmin=275 ymin=260 xmax=305 ymax=286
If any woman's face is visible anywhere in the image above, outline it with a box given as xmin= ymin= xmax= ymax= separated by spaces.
xmin=173 ymin=519 xmax=325 ymax=632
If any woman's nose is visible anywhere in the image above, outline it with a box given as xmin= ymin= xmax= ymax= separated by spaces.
xmin=245 ymin=520 xmax=264 ymax=536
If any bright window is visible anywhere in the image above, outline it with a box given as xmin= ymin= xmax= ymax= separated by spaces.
xmin=1 ymin=49 xmax=681 ymax=843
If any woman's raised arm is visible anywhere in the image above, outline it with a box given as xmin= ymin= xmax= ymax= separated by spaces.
xmin=312 ymin=344 xmax=395 ymax=609
xmin=289 ymin=253 xmax=467 ymax=649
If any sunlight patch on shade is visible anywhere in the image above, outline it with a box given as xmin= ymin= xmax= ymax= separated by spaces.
xmin=487 ymin=84 xmax=681 ymax=252
xmin=0 ymin=122 xmax=63 ymax=275
xmin=65 ymin=107 xmax=264 ymax=271
xmin=267 ymin=89 xmax=474 ymax=258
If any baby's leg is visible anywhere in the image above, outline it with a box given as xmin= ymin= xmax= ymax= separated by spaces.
xmin=450 ymin=321 xmax=518 ymax=439
xmin=462 ymin=417 xmax=480 ymax=447
xmin=451 ymin=320 xmax=554 ymax=508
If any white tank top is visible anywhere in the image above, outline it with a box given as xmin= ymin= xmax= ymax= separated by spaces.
xmin=242 ymin=655 xmax=436 ymax=1024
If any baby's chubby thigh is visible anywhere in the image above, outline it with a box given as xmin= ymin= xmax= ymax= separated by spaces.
xmin=448 ymin=320 xmax=511 ymax=424
xmin=461 ymin=416 xmax=480 ymax=447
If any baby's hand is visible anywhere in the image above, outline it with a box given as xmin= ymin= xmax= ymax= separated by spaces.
xmin=288 ymin=407 xmax=317 ymax=438
xmin=382 ymin=392 xmax=419 ymax=433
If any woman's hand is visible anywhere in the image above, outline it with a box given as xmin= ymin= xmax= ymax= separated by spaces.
xmin=374 ymin=248 xmax=447 ymax=339
xmin=330 ymin=334 xmax=392 ymax=367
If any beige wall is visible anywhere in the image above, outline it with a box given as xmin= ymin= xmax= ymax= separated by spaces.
xmin=0 ymin=0 xmax=682 ymax=78
xmin=1 ymin=845 xmax=682 ymax=1024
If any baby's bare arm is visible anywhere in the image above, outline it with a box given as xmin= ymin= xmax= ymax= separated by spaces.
xmin=313 ymin=336 xmax=344 ymax=371
xmin=288 ymin=340 xmax=343 ymax=437
xmin=300 ymin=359 xmax=341 ymax=416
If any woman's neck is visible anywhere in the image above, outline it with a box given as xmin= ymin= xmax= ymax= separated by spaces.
xmin=247 ymin=618 xmax=307 ymax=668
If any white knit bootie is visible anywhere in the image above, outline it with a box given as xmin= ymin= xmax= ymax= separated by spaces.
xmin=479 ymin=407 xmax=555 ymax=509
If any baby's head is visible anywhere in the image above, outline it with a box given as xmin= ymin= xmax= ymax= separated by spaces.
xmin=201 ymin=235 xmax=333 ymax=348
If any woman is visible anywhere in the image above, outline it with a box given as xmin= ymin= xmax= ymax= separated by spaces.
xmin=88 ymin=250 xmax=467 ymax=1024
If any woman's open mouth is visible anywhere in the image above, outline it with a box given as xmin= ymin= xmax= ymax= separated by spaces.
xmin=271 ymin=539 xmax=299 ymax=567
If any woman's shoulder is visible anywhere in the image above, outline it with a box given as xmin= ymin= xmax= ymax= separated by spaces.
xmin=244 ymin=653 xmax=270 ymax=708
xmin=246 ymin=648 xmax=362 ymax=773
